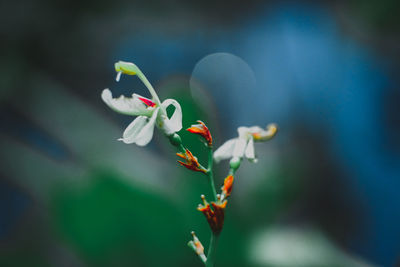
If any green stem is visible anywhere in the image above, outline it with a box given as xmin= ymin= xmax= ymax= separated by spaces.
xmin=204 ymin=146 xmax=219 ymax=266
xmin=228 ymin=168 xmax=237 ymax=176
xmin=178 ymin=143 xmax=185 ymax=153
xmin=205 ymin=233 xmax=219 ymax=267
xmin=207 ymin=146 xmax=217 ymax=201
xmin=136 ymin=71 xmax=163 ymax=109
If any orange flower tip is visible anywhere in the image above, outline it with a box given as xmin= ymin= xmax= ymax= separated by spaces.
xmin=177 ymin=161 xmax=189 ymax=168
xmin=187 ymin=120 xmax=212 ymax=146
xmin=221 ymin=201 xmax=227 ymax=208
xmin=186 ymin=127 xmax=201 ymax=134
xmin=212 ymin=200 xmax=227 ymax=209
xmin=138 ymin=97 xmax=156 ymax=107
xmin=176 ymin=152 xmax=185 ymax=159
xmin=197 ymin=205 xmax=206 ymax=212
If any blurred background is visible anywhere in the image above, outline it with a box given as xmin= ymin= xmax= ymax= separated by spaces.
xmin=1 ymin=0 xmax=399 ymax=266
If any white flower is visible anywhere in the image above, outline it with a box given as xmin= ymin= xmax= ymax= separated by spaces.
xmin=101 ymin=61 xmax=182 ymax=146
xmin=214 ymin=124 xmax=278 ymax=163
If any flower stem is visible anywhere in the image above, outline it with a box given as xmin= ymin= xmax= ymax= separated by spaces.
xmin=205 ymin=146 xmax=219 ymax=266
xmin=207 ymin=146 xmax=217 ymax=201
xmin=205 ymin=233 xmax=219 ymax=267
xmin=136 ymin=71 xmax=162 ymax=108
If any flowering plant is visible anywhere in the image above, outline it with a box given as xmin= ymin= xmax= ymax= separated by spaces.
xmin=102 ymin=61 xmax=277 ymax=266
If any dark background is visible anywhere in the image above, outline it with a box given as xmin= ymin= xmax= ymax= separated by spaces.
xmin=1 ymin=0 xmax=400 ymax=266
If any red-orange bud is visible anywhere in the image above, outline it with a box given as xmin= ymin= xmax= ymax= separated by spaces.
xmin=187 ymin=120 xmax=212 ymax=146
xmin=198 ymin=197 xmax=227 ymax=235
xmin=176 ymin=149 xmax=207 ymax=173
xmin=221 ymin=175 xmax=234 ymax=200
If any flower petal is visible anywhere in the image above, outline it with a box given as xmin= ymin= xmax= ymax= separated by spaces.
xmin=101 ymin=89 xmax=152 ymax=116
xmin=237 ymin=126 xmax=250 ymax=138
xmin=119 ymin=116 xmax=148 ymax=144
xmin=232 ymin=137 xmax=247 ymax=158
xmin=160 ymin=99 xmax=183 ymax=135
xmin=134 ymin=108 xmax=159 ymax=146
xmin=247 ymin=126 xmax=264 ymax=134
xmin=245 ymin=138 xmax=257 ymax=162
xmin=213 ymin=138 xmax=237 ymax=162
xmin=119 ymin=108 xmax=159 ymax=146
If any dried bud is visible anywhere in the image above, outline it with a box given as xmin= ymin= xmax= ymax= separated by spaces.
xmin=197 ymin=195 xmax=227 ymax=235
xmin=187 ymin=120 xmax=213 ymax=146
xmin=188 ymin=231 xmax=206 ymax=263
xmin=221 ymin=175 xmax=234 ymax=201
xmin=176 ymin=149 xmax=207 ymax=173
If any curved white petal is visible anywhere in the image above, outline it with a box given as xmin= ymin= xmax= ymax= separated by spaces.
xmin=247 ymin=126 xmax=264 ymax=134
xmin=101 ymin=89 xmax=151 ymax=116
xmin=232 ymin=137 xmax=247 ymax=158
xmin=119 ymin=116 xmax=148 ymax=144
xmin=134 ymin=108 xmax=159 ymax=146
xmin=119 ymin=108 xmax=159 ymax=146
xmin=160 ymin=98 xmax=183 ymax=135
xmin=213 ymin=138 xmax=237 ymax=162
xmin=245 ymin=138 xmax=257 ymax=162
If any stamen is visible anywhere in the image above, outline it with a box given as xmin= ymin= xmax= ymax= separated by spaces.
xmin=115 ymin=71 xmax=122 ymax=82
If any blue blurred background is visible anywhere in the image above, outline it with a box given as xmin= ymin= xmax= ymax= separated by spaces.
xmin=1 ymin=1 xmax=399 ymax=266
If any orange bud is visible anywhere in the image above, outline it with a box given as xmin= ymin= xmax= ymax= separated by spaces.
xmin=176 ymin=149 xmax=207 ymax=173
xmin=187 ymin=120 xmax=212 ymax=146
xmin=221 ymin=175 xmax=234 ymax=200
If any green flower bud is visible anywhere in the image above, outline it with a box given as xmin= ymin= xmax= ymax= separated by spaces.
xmin=169 ymin=133 xmax=182 ymax=147
xmin=229 ymin=156 xmax=241 ymax=171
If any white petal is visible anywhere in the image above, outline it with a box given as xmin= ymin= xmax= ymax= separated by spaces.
xmin=237 ymin=126 xmax=250 ymax=138
xmin=101 ymin=89 xmax=151 ymax=116
xmin=232 ymin=137 xmax=247 ymax=158
xmin=247 ymin=126 xmax=264 ymax=134
xmin=160 ymin=98 xmax=183 ymax=135
xmin=134 ymin=108 xmax=159 ymax=146
xmin=119 ymin=108 xmax=159 ymax=146
xmin=119 ymin=116 xmax=148 ymax=144
xmin=213 ymin=138 xmax=237 ymax=162
xmin=245 ymin=138 xmax=257 ymax=162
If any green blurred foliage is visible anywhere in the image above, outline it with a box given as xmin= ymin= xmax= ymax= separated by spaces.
xmin=51 ymin=170 xmax=187 ymax=267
